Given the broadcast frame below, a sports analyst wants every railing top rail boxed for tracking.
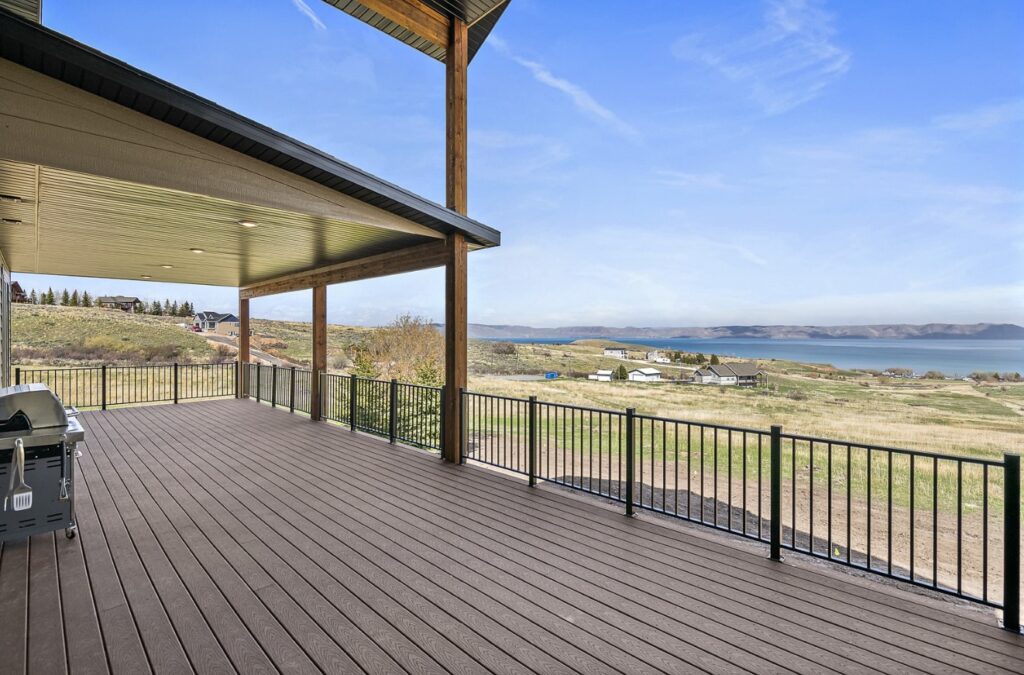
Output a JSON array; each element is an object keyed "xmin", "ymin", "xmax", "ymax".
[
  {"xmin": 633, "ymin": 412, "xmax": 765, "ymax": 436},
  {"xmin": 779, "ymin": 431, "xmax": 1006, "ymax": 467},
  {"xmin": 394, "ymin": 381, "xmax": 443, "ymax": 393}
]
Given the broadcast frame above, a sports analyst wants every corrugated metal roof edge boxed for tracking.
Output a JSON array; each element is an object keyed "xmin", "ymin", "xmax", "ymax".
[{"xmin": 0, "ymin": 8, "xmax": 500, "ymax": 247}]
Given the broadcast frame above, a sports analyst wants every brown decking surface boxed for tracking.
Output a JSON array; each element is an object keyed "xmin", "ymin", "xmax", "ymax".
[{"xmin": 1, "ymin": 400, "xmax": 1021, "ymax": 674}]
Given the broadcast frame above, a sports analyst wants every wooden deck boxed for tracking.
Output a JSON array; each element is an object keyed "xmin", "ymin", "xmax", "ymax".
[{"xmin": 1, "ymin": 400, "xmax": 1021, "ymax": 674}]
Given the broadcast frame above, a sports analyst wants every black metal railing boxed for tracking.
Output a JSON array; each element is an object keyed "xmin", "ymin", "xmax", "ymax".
[
  {"xmin": 317, "ymin": 373, "xmax": 441, "ymax": 452},
  {"xmin": 461, "ymin": 390, "xmax": 1021, "ymax": 627},
  {"xmin": 14, "ymin": 362, "xmax": 237, "ymax": 409},
  {"xmin": 13, "ymin": 360, "xmax": 1019, "ymax": 629}
]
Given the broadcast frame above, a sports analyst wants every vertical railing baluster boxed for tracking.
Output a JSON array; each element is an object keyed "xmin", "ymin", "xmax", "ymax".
[
  {"xmin": 349, "ymin": 374, "xmax": 357, "ymax": 430},
  {"xmin": 770, "ymin": 425, "xmax": 782, "ymax": 561},
  {"xmin": 101, "ymin": 364, "xmax": 107, "ymax": 411},
  {"xmin": 290, "ymin": 367, "xmax": 296, "ymax": 413},
  {"xmin": 1003, "ymin": 454, "xmax": 1020, "ymax": 633},
  {"xmin": 271, "ymin": 364, "xmax": 277, "ymax": 407},
  {"xmin": 625, "ymin": 408, "xmax": 635, "ymax": 516},
  {"xmin": 173, "ymin": 362, "xmax": 179, "ymax": 404},
  {"xmin": 389, "ymin": 379, "xmax": 398, "ymax": 444},
  {"xmin": 528, "ymin": 395, "xmax": 537, "ymax": 487}
]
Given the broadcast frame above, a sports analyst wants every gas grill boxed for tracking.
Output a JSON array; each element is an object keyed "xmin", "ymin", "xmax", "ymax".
[{"xmin": 0, "ymin": 383, "xmax": 84, "ymax": 543}]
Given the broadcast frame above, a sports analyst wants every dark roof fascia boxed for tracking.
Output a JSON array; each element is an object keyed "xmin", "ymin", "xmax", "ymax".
[{"xmin": 0, "ymin": 9, "xmax": 500, "ymax": 247}]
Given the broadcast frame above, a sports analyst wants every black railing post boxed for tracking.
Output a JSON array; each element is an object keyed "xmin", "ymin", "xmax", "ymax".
[
  {"xmin": 289, "ymin": 367, "xmax": 296, "ymax": 413},
  {"xmin": 271, "ymin": 364, "xmax": 278, "ymax": 408},
  {"xmin": 101, "ymin": 364, "xmax": 107, "ymax": 411},
  {"xmin": 458, "ymin": 387, "xmax": 466, "ymax": 464},
  {"xmin": 625, "ymin": 408, "xmax": 635, "ymax": 516},
  {"xmin": 439, "ymin": 385, "xmax": 447, "ymax": 457},
  {"xmin": 528, "ymin": 396, "xmax": 538, "ymax": 486},
  {"xmin": 770, "ymin": 425, "xmax": 783, "ymax": 561},
  {"xmin": 349, "ymin": 374, "xmax": 357, "ymax": 431},
  {"xmin": 389, "ymin": 379, "xmax": 398, "ymax": 444},
  {"xmin": 14, "ymin": 367, "xmax": 20, "ymax": 386},
  {"xmin": 173, "ymin": 362, "xmax": 179, "ymax": 404},
  {"xmin": 255, "ymin": 365, "xmax": 261, "ymax": 403},
  {"xmin": 234, "ymin": 360, "xmax": 240, "ymax": 398},
  {"xmin": 1003, "ymin": 453, "xmax": 1021, "ymax": 633}
]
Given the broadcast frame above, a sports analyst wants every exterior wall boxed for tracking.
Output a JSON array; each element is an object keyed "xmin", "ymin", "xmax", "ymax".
[
  {"xmin": 0, "ymin": 248, "xmax": 10, "ymax": 387},
  {"xmin": 629, "ymin": 372, "xmax": 661, "ymax": 382},
  {"xmin": 215, "ymin": 321, "xmax": 240, "ymax": 337}
]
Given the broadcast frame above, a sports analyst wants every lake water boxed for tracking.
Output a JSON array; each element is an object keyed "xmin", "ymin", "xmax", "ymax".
[{"xmin": 490, "ymin": 338, "xmax": 1024, "ymax": 376}]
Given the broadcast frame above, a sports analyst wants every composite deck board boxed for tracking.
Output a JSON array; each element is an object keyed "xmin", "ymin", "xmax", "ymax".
[{"xmin": 0, "ymin": 399, "xmax": 1017, "ymax": 674}]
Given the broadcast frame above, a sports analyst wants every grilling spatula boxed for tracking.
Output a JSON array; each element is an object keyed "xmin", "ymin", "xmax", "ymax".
[{"xmin": 5, "ymin": 438, "xmax": 32, "ymax": 512}]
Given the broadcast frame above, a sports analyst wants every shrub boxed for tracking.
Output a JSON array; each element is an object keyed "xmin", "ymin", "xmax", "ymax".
[{"xmin": 490, "ymin": 342, "xmax": 517, "ymax": 355}]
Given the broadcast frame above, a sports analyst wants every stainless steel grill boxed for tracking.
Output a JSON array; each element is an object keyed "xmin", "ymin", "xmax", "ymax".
[{"xmin": 0, "ymin": 383, "xmax": 84, "ymax": 542}]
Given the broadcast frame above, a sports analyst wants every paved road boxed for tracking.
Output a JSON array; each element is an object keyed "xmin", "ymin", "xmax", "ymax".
[{"xmin": 202, "ymin": 334, "xmax": 294, "ymax": 367}]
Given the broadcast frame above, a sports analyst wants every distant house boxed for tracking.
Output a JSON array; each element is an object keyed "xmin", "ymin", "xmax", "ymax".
[
  {"xmin": 603, "ymin": 347, "xmax": 628, "ymax": 359},
  {"xmin": 694, "ymin": 363, "xmax": 766, "ymax": 387},
  {"xmin": 10, "ymin": 281, "xmax": 27, "ymax": 303},
  {"xmin": 646, "ymin": 351, "xmax": 671, "ymax": 364},
  {"xmin": 193, "ymin": 311, "xmax": 241, "ymax": 335},
  {"xmin": 588, "ymin": 369, "xmax": 614, "ymax": 382},
  {"xmin": 693, "ymin": 368, "xmax": 713, "ymax": 384},
  {"xmin": 97, "ymin": 295, "xmax": 142, "ymax": 313},
  {"xmin": 628, "ymin": 367, "xmax": 662, "ymax": 382}
]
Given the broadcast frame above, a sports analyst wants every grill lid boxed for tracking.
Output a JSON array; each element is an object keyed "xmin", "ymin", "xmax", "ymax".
[{"xmin": 0, "ymin": 384, "xmax": 69, "ymax": 432}]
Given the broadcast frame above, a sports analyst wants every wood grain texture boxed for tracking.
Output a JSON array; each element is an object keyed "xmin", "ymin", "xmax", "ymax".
[
  {"xmin": 238, "ymin": 296, "xmax": 249, "ymax": 398},
  {"xmin": 310, "ymin": 286, "xmax": 327, "ymax": 421},
  {"xmin": 443, "ymin": 232, "xmax": 467, "ymax": 462},
  {"xmin": 356, "ymin": 0, "xmax": 450, "ymax": 49},
  {"xmin": 239, "ymin": 240, "xmax": 447, "ymax": 299},
  {"xmin": 8, "ymin": 399, "xmax": 1022, "ymax": 674},
  {"xmin": 445, "ymin": 17, "xmax": 469, "ymax": 214}
]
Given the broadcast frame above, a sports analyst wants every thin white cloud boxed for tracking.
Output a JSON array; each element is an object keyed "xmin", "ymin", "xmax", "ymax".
[
  {"xmin": 291, "ymin": 0, "xmax": 326, "ymax": 31},
  {"xmin": 673, "ymin": 0, "xmax": 850, "ymax": 114},
  {"xmin": 655, "ymin": 170, "xmax": 731, "ymax": 190},
  {"xmin": 489, "ymin": 36, "xmax": 639, "ymax": 140},
  {"xmin": 932, "ymin": 99, "xmax": 1024, "ymax": 132}
]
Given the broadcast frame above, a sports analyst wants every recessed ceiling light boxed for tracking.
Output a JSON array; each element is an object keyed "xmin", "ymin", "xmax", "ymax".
[
  {"xmin": 0, "ymin": 195, "xmax": 22, "ymax": 204},
  {"xmin": 0, "ymin": 218, "xmax": 23, "ymax": 225},
  {"xmin": 190, "ymin": 248, "xmax": 204, "ymax": 253},
  {"xmin": 161, "ymin": 264, "xmax": 173, "ymax": 269},
  {"xmin": 238, "ymin": 220, "xmax": 258, "ymax": 228},
  {"xmin": 140, "ymin": 275, "xmax": 152, "ymax": 279}
]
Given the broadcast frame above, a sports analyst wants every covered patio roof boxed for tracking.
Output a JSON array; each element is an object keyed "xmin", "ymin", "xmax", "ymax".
[{"xmin": 0, "ymin": 8, "xmax": 499, "ymax": 289}]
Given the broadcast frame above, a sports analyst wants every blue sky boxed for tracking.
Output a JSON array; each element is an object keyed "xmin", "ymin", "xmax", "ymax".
[{"xmin": 15, "ymin": 0, "xmax": 1024, "ymax": 327}]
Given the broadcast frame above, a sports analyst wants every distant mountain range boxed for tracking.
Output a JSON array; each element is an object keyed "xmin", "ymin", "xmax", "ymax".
[{"xmin": 466, "ymin": 323, "xmax": 1024, "ymax": 340}]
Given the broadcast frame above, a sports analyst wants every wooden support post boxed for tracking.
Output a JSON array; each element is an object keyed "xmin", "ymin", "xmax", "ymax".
[
  {"xmin": 442, "ymin": 16, "xmax": 469, "ymax": 463},
  {"xmin": 310, "ymin": 285, "xmax": 327, "ymax": 421},
  {"xmin": 238, "ymin": 295, "xmax": 250, "ymax": 398}
]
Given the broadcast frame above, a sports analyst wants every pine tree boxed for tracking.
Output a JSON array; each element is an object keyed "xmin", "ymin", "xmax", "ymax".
[
  {"xmin": 710, "ymin": 354, "xmax": 720, "ymax": 365},
  {"xmin": 28, "ymin": 289, "xmax": 38, "ymax": 304},
  {"xmin": 70, "ymin": 290, "xmax": 80, "ymax": 306},
  {"xmin": 81, "ymin": 291, "xmax": 92, "ymax": 307},
  {"xmin": 60, "ymin": 289, "xmax": 70, "ymax": 306},
  {"xmin": 164, "ymin": 299, "xmax": 172, "ymax": 315},
  {"xmin": 45, "ymin": 288, "xmax": 55, "ymax": 305},
  {"xmin": 170, "ymin": 301, "xmax": 179, "ymax": 316},
  {"xmin": 150, "ymin": 300, "xmax": 162, "ymax": 315},
  {"xmin": 615, "ymin": 364, "xmax": 628, "ymax": 380}
]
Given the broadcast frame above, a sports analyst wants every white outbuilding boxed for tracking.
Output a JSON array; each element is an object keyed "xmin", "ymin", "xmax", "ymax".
[
  {"xmin": 588, "ymin": 369, "xmax": 614, "ymax": 382},
  {"xmin": 628, "ymin": 367, "xmax": 662, "ymax": 382}
]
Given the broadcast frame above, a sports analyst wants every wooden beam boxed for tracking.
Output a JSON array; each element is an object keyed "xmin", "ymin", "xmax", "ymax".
[
  {"xmin": 442, "ymin": 17, "xmax": 469, "ymax": 462},
  {"xmin": 357, "ymin": 0, "xmax": 449, "ymax": 50},
  {"xmin": 310, "ymin": 286, "xmax": 327, "ymax": 421},
  {"xmin": 443, "ymin": 232, "xmax": 467, "ymax": 462},
  {"xmin": 445, "ymin": 17, "xmax": 469, "ymax": 213},
  {"xmin": 239, "ymin": 240, "xmax": 448, "ymax": 299},
  {"xmin": 238, "ymin": 295, "xmax": 250, "ymax": 398}
]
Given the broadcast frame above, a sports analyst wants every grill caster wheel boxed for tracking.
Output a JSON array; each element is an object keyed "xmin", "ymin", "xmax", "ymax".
[{"xmin": 65, "ymin": 528, "xmax": 77, "ymax": 539}]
